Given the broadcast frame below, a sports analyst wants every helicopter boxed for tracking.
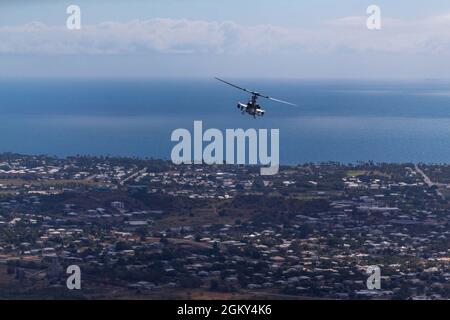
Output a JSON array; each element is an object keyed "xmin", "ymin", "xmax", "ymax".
[{"xmin": 215, "ymin": 77, "xmax": 297, "ymax": 118}]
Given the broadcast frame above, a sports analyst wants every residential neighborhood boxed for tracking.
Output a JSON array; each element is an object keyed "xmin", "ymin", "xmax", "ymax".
[{"xmin": 0, "ymin": 153, "xmax": 449, "ymax": 300}]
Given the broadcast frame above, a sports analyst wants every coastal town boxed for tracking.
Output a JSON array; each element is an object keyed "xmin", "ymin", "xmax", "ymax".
[{"xmin": 0, "ymin": 153, "xmax": 449, "ymax": 300}]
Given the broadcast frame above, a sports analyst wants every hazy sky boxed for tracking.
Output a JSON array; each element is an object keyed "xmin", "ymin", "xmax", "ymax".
[{"xmin": 2, "ymin": 0, "xmax": 450, "ymax": 79}]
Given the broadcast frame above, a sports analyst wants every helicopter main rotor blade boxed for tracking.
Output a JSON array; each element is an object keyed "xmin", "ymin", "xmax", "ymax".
[
  {"xmin": 257, "ymin": 93, "xmax": 297, "ymax": 106},
  {"xmin": 266, "ymin": 96, "xmax": 297, "ymax": 107},
  {"xmin": 215, "ymin": 77, "xmax": 297, "ymax": 106},
  {"xmin": 215, "ymin": 77, "xmax": 255, "ymax": 94}
]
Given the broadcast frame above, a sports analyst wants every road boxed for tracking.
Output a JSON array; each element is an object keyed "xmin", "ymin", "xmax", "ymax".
[
  {"xmin": 415, "ymin": 164, "xmax": 445, "ymax": 199},
  {"xmin": 120, "ymin": 167, "xmax": 148, "ymax": 185}
]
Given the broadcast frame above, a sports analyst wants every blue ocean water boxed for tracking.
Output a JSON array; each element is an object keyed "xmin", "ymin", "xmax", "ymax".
[{"xmin": 1, "ymin": 78, "xmax": 450, "ymax": 164}]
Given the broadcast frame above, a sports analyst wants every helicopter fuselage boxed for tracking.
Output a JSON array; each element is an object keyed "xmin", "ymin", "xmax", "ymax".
[{"xmin": 237, "ymin": 101, "xmax": 265, "ymax": 117}]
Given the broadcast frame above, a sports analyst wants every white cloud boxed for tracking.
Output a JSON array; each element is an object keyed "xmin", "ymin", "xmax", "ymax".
[
  {"xmin": 2, "ymin": 15, "xmax": 450, "ymax": 56},
  {"xmin": 0, "ymin": 19, "xmax": 295, "ymax": 55}
]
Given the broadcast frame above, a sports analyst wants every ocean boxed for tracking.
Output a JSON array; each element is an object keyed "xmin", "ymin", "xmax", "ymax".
[{"xmin": 1, "ymin": 78, "xmax": 450, "ymax": 164}]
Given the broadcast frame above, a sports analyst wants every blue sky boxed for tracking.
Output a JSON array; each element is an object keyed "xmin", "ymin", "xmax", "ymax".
[
  {"xmin": 2, "ymin": 0, "xmax": 450, "ymax": 79},
  {"xmin": 2, "ymin": 0, "xmax": 449, "ymax": 25}
]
